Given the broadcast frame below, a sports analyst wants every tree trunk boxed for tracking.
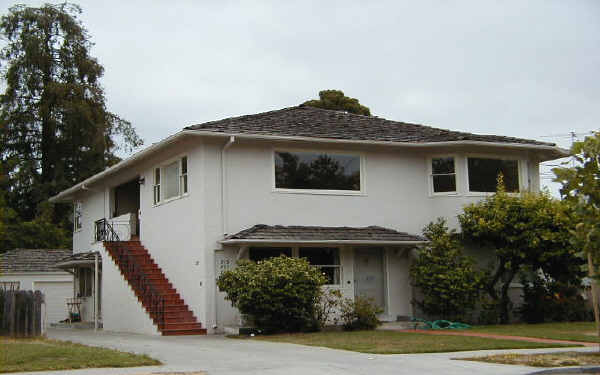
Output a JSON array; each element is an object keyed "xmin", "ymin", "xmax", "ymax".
[{"xmin": 587, "ymin": 251, "xmax": 600, "ymax": 351}]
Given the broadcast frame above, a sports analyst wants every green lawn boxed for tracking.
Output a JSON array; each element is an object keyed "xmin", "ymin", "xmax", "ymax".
[
  {"xmin": 470, "ymin": 322, "xmax": 600, "ymax": 343},
  {"xmin": 0, "ymin": 338, "xmax": 161, "ymax": 373},
  {"xmin": 242, "ymin": 330, "xmax": 576, "ymax": 354}
]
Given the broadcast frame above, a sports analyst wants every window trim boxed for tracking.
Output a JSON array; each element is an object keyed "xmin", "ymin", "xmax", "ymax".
[
  {"xmin": 152, "ymin": 155, "xmax": 190, "ymax": 207},
  {"xmin": 271, "ymin": 147, "xmax": 367, "ymax": 196},
  {"xmin": 74, "ymin": 201, "xmax": 83, "ymax": 232},
  {"xmin": 464, "ymin": 154, "xmax": 525, "ymax": 196},
  {"xmin": 427, "ymin": 155, "xmax": 459, "ymax": 196}
]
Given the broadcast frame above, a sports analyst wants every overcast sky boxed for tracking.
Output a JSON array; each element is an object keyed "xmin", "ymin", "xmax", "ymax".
[{"xmin": 1, "ymin": 0, "xmax": 599, "ymax": 194}]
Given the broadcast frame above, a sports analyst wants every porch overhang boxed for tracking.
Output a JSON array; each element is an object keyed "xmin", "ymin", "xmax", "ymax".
[
  {"xmin": 220, "ymin": 224, "xmax": 428, "ymax": 246},
  {"xmin": 55, "ymin": 252, "xmax": 102, "ymax": 269}
]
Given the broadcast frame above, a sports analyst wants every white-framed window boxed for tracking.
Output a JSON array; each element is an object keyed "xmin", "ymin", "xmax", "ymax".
[
  {"xmin": 430, "ymin": 156, "xmax": 457, "ymax": 194},
  {"xmin": 74, "ymin": 201, "xmax": 83, "ymax": 231},
  {"xmin": 467, "ymin": 157, "xmax": 520, "ymax": 193},
  {"xmin": 153, "ymin": 156, "xmax": 188, "ymax": 205},
  {"xmin": 0, "ymin": 281, "xmax": 20, "ymax": 291},
  {"xmin": 273, "ymin": 149, "xmax": 364, "ymax": 195},
  {"xmin": 247, "ymin": 246, "xmax": 342, "ymax": 285}
]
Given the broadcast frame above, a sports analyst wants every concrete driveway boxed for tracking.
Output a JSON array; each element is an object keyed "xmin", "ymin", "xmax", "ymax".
[{"xmin": 27, "ymin": 328, "xmax": 593, "ymax": 375}]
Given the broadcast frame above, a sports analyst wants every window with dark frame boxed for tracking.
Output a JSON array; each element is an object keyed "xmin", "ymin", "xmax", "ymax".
[
  {"xmin": 78, "ymin": 268, "xmax": 92, "ymax": 297},
  {"xmin": 249, "ymin": 247, "xmax": 292, "ymax": 262},
  {"xmin": 275, "ymin": 151, "xmax": 361, "ymax": 191},
  {"xmin": 153, "ymin": 168, "xmax": 161, "ymax": 205},
  {"xmin": 467, "ymin": 158, "xmax": 519, "ymax": 192},
  {"xmin": 431, "ymin": 157, "xmax": 456, "ymax": 193},
  {"xmin": 299, "ymin": 247, "xmax": 341, "ymax": 285}
]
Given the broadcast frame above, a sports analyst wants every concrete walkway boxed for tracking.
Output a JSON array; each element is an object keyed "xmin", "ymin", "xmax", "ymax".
[{"xmin": 16, "ymin": 328, "xmax": 591, "ymax": 375}]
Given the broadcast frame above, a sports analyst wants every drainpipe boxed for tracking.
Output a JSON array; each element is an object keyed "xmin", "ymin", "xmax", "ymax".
[
  {"xmin": 94, "ymin": 253, "xmax": 99, "ymax": 332},
  {"xmin": 221, "ymin": 136, "xmax": 235, "ymax": 237}
]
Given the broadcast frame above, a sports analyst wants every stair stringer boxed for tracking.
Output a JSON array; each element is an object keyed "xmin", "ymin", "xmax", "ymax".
[{"xmin": 101, "ymin": 248, "xmax": 160, "ymax": 335}]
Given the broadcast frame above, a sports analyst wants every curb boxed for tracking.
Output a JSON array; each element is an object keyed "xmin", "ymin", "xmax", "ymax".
[{"xmin": 529, "ymin": 367, "xmax": 600, "ymax": 374}]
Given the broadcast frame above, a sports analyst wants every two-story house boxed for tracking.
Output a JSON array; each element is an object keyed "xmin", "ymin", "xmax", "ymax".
[{"xmin": 50, "ymin": 105, "xmax": 566, "ymax": 335}]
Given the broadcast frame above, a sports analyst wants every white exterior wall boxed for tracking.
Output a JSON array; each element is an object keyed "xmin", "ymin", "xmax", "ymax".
[
  {"xmin": 72, "ymin": 135, "xmax": 545, "ymax": 333},
  {"xmin": 101, "ymin": 246, "xmax": 159, "ymax": 335}
]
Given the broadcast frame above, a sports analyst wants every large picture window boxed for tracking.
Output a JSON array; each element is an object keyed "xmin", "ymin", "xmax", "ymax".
[
  {"xmin": 430, "ymin": 157, "xmax": 456, "ymax": 193},
  {"xmin": 153, "ymin": 156, "xmax": 188, "ymax": 205},
  {"xmin": 275, "ymin": 150, "xmax": 361, "ymax": 192},
  {"xmin": 467, "ymin": 158, "xmax": 519, "ymax": 193},
  {"xmin": 249, "ymin": 247, "xmax": 292, "ymax": 262}
]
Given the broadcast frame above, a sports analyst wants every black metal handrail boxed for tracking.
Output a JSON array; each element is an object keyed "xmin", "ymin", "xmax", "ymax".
[{"xmin": 95, "ymin": 218, "xmax": 165, "ymax": 327}]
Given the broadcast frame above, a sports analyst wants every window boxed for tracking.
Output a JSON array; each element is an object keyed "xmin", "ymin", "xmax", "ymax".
[
  {"xmin": 299, "ymin": 247, "xmax": 341, "ymax": 285},
  {"xmin": 0, "ymin": 281, "xmax": 20, "ymax": 291},
  {"xmin": 275, "ymin": 150, "xmax": 361, "ymax": 192},
  {"xmin": 78, "ymin": 268, "xmax": 92, "ymax": 297},
  {"xmin": 467, "ymin": 158, "xmax": 520, "ymax": 193},
  {"xmin": 430, "ymin": 157, "xmax": 456, "ymax": 193},
  {"xmin": 74, "ymin": 201, "xmax": 82, "ymax": 231},
  {"xmin": 153, "ymin": 156, "xmax": 188, "ymax": 205},
  {"xmin": 249, "ymin": 247, "xmax": 292, "ymax": 262}
]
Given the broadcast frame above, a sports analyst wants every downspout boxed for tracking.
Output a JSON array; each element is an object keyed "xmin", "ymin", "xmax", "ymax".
[
  {"xmin": 214, "ymin": 136, "xmax": 235, "ymax": 333},
  {"xmin": 221, "ymin": 136, "xmax": 236, "ymax": 236},
  {"xmin": 94, "ymin": 253, "xmax": 99, "ymax": 332}
]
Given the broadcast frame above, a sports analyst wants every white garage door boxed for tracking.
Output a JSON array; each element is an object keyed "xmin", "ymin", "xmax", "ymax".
[{"xmin": 34, "ymin": 281, "xmax": 73, "ymax": 324}]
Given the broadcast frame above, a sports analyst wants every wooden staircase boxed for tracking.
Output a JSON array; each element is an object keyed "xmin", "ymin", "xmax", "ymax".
[{"xmin": 104, "ymin": 241, "xmax": 206, "ymax": 336}]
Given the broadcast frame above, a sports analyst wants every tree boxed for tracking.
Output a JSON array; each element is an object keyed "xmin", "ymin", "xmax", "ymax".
[
  {"xmin": 553, "ymin": 131, "xmax": 600, "ymax": 336},
  {"xmin": 458, "ymin": 181, "xmax": 584, "ymax": 323},
  {"xmin": 0, "ymin": 3, "xmax": 142, "ymax": 227},
  {"xmin": 302, "ymin": 89, "xmax": 371, "ymax": 116},
  {"xmin": 410, "ymin": 219, "xmax": 484, "ymax": 322}
]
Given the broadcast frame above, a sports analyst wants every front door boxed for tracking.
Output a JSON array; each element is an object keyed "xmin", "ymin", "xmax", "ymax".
[{"xmin": 353, "ymin": 247, "xmax": 385, "ymax": 309}]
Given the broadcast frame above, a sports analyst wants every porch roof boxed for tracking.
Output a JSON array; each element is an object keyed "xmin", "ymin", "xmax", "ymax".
[
  {"xmin": 55, "ymin": 252, "xmax": 102, "ymax": 269},
  {"xmin": 221, "ymin": 224, "xmax": 427, "ymax": 245}
]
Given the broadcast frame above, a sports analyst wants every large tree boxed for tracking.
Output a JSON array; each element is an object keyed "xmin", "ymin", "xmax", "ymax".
[
  {"xmin": 553, "ymin": 131, "xmax": 600, "ymax": 336},
  {"xmin": 302, "ymin": 89, "xmax": 371, "ymax": 116},
  {"xmin": 458, "ymin": 181, "xmax": 584, "ymax": 323},
  {"xmin": 0, "ymin": 3, "xmax": 142, "ymax": 228}
]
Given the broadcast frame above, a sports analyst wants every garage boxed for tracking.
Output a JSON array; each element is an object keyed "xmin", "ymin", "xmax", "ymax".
[{"xmin": 34, "ymin": 281, "xmax": 73, "ymax": 323}]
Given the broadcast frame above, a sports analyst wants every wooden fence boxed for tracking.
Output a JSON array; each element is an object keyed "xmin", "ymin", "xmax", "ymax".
[{"xmin": 0, "ymin": 290, "xmax": 44, "ymax": 337}]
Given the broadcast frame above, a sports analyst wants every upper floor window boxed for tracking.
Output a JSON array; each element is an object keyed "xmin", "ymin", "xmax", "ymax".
[
  {"xmin": 74, "ymin": 201, "xmax": 83, "ymax": 231},
  {"xmin": 274, "ymin": 150, "xmax": 361, "ymax": 192},
  {"xmin": 467, "ymin": 157, "xmax": 519, "ymax": 193},
  {"xmin": 430, "ymin": 157, "xmax": 456, "ymax": 193},
  {"xmin": 153, "ymin": 156, "xmax": 188, "ymax": 205}
]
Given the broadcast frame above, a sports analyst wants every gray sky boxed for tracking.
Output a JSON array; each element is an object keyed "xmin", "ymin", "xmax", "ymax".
[{"xmin": 2, "ymin": 0, "xmax": 599, "ymax": 194}]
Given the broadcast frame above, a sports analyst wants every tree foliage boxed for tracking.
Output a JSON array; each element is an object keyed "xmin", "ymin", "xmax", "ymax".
[
  {"xmin": 302, "ymin": 89, "xmax": 371, "ymax": 116},
  {"xmin": 553, "ymin": 131, "xmax": 600, "ymax": 265},
  {"xmin": 410, "ymin": 219, "xmax": 484, "ymax": 321},
  {"xmin": 0, "ymin": 3, "xmax": 142, "ymax": 230},
  {"xmin": 458, "ymin": 181, "xmax": 583, "ymax": 323},
  {"xmin": 216, "ymin": 256, "xmax": 326, "ymax": 333}
]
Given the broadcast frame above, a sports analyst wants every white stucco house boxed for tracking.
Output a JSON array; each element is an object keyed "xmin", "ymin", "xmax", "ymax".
[
  {"xmin": 49, "ymin": 105, "xmax": 567, "ymax": 335},
  {"xmin": 0, "ymin": 248, "xmax": 73, "ymax": 324}
]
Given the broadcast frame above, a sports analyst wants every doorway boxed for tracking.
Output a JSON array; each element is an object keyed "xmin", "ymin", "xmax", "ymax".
[{"xmin": 353, "ymin": 247, "xmax": 385, "ymax": 309}]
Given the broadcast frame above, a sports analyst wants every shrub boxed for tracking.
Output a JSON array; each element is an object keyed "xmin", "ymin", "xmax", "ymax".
[
  {"xmin": 314, "ymin": 288, "xmax": 343, "ymax": 329},
  {"xmin": 216, "ymin": 256, "xmax": 326, "ymax": 333},
  {"xmin": 410, "ymin": 219, "xmax": 484, "ymax": 322},
  {"xmin": 340, "ymin": 296, "xmax": 382, "ymax": 330},
  {"xmin": 519, "ymin": 273, "xmax": 590, "ymax": 323}
]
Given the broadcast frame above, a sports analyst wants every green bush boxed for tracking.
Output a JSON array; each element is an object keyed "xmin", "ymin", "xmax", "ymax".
[
  {"xmin": 216, "ymin": 256, "xmax": 326, "ymax": 333},
  {"xmin": 340, "ymin": 296, "xmax": 382, "ymax": 330},
  {"xmin": 519, "ymin": 273, "xmax": 590, "ymax": 323},
  {"xmin": 410, "ymin": 219, "xmax": 484, "ymax": 322}
]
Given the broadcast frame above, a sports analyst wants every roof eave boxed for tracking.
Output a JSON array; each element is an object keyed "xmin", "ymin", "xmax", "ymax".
[{"xmin": 220, "ymin": 239, "xmax": 427, "ymax": 245}]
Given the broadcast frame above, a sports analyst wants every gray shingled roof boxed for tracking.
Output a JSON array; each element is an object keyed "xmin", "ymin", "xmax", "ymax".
[
  {"xmin": 222, "ymin": 224, "xmax": 426, "ymax": 244},
  {"xmin": 186, "ymin": 106, "xmax": 554, "ymax": 146},
  {"xmin": 55, "ymin": 252, "xmax": 101, "ymax": 268},
  {"xmin": 0, "ymin": 248, "xmax": 72, "ymax": 273}
]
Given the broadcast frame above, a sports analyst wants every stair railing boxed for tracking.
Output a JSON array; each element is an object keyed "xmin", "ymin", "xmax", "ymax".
[{"xmin": 95, "ymin": 218, "xmax": 165, "ymax": 328}]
